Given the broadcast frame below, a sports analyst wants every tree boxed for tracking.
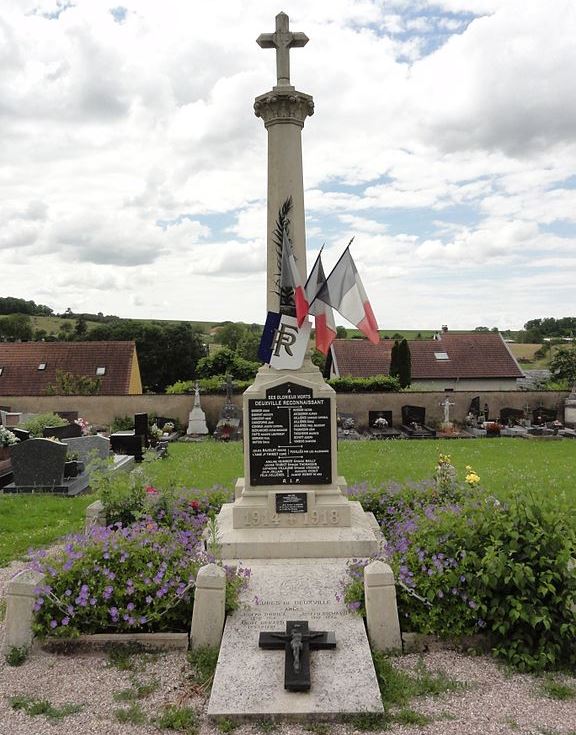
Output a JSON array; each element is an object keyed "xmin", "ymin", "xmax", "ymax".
[
  {"xmin": 549, "ymin": 347, "xmax": 576, "ymax": 385},
  {"xmin": 236, "ymin": 331, "xmax": 262, "ymax": 362},
  {"xmin": 0, "ymin": 296, "xmax": 52, "ymax": 315},
  {"xmin": 389, "ymin": 340, "xmax": 400, "ymax": 379},
  {"xmin": 0, "ymin": 314, "xmax": 33, "ymax": 341},
  {"xmin": 46, "ymin": 370, "xmax": 102, "ymax": 395},
  {"xmin": 74, "ymin": 317, "xmax": 88, "ymax": 338},
  {"xmin": 217, "ymin": 322, "xmax": 248, "ymax": 351},
  {"xmin": 86, "ymin": 321, "xmax": 207, "ymax": 392},
  {"xmin": 195, "ymin": 347, "xmax": 259, "ymax": 380},
  {"xmin": 398, "ymin": 338, "xmax": 412, "ymax": 388},
  {"xmin": 336, "ymin": 326, "xmax": 347, "ymax": 339}
]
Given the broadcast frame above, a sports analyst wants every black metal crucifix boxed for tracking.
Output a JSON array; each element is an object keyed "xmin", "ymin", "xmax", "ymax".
[{"xmin": 258, "ymin": 620, "xmax": 336, "ymax": 692}]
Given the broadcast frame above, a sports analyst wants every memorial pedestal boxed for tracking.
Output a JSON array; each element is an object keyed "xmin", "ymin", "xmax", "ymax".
[{"xmin": 214, "ymin": 363, "xmax": 380, "ymax": 559}]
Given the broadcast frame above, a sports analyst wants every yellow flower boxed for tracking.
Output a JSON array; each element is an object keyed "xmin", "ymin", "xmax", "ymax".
[{"xmin": 465, "ymin": 471, "xmax": 480, "ymax": 486}]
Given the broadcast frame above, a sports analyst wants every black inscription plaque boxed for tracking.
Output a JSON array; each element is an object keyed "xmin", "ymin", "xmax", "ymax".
[
  {"xmin": 276, "ymin": 492, "xmax": 308, "ymax": 514},
  {"xmin": 249, "ymin": 382, "xmax": 332, "ymax": 486}
]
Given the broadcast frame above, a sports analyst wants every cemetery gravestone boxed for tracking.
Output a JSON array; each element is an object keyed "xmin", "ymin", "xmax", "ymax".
[
  {"xmin": 134, "ymin": 413, "xmax": 149, "ymax": 442},
  {"xmin": 401, "ymin": 405, "xmax": 436, "ymax": 438},
  {"xmin": 564, "ymin": 386, "xmax": 576, "ymax": 427},
  {"xmin": 532, "ymin": 407, "xmax": 557, "ymax": 425},
  {"xmin": 213, "ymin": 378, "xmax": 242, "ymax": 441},
  {"xmin": 110, "ymin": 433, "xmax": 144, "ymax": 462},
  {"xmin": 10, "ymin": 438, "xmax": 67, "ymax": 488},
  {"xmin": 12, "ymin": 428, "xmax": 30, "ymax": 442},
  {"xmin": 56, "ymin": 411, "xmax": 79, "ymax": 423},
  {"xmin": 187, "ymin": 382, "xmax": 209, "ymax": 436},
  {"xmin": 42, "ymin": 423, "xmax": 82, "ymax": 440},
  {"xmin": 368, "ymin": 410, "xmax": 402, "ymax": 439}
]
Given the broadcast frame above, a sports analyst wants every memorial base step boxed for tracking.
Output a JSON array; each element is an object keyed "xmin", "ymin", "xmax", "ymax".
[{"xmin": 213, "ymin": 501, "xmax": 381, "ymax": 559}]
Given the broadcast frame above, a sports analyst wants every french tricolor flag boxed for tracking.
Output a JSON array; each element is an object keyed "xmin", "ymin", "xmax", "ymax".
[
  {"xmin": 305, "ymin": 249, "xmax": 337, "ymax": 355},
  {"xmin": 311, "ymin": 244, "xmax": 379, "ymax": 345},
  {"xmin": 280, "ymin": 228, "xmax": 309, "ymax": 327}
]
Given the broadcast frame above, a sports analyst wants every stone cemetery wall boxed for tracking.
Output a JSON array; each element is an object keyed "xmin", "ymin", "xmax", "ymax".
[{"xmin": 0, "ymin": 390, "xmax": 568, "ymax": 432}]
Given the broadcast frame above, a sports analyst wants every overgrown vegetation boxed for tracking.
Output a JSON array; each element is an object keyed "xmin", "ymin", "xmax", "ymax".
[
  {"xmin": 345, "ymin": 456, "xmax": 576, "ymax": 672},
  {"xmin": 187, "ymin": 646, "xmax": 219, "ymax": 694},
  {"xmin": 10, "ymin": 694, "xmax": 83, "ymax": 722},
  {"xmin": 153, "ymin": 704, "xmax": 199, "ymax": 733},
  {"xmin": 5, "ymin": 645, "xmax": 28, "ymax": 666}
]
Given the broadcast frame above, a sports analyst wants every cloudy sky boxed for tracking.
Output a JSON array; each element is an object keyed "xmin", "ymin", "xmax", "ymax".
[{"xmin": 2, "ymin": 0, "xmax": 575, "ymax": 330}]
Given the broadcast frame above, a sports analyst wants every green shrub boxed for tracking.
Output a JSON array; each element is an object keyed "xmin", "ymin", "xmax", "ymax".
[
  {"xmin": 475, "ymin": 496, "xmax": 576, "ymax": 672},
  {"xmin": 110, "ymin": 415, "xmax": 134, "ymax": 433},
  {"xmin": 22, "ymin": 412, "xmax": 68, "ymax": 438},
  {"xmin": 328, "ymin": 375, "xmax": 401, "ymax": 392},
  {"xmin": 98, "ymin": 470, "xmax": 147, "ymax": 527},
  {"xmin": 5, "ymin": 645, "xmax": 28, "ymax": 666},
  {"xmin": 166, "ymin": 377, "xmax": 252, "ymax": 395}
]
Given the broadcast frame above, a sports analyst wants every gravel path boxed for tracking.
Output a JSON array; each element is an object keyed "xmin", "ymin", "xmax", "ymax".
[{"xmin": 1, "ymin": 560, "xmax": 575, "ymax": 735}]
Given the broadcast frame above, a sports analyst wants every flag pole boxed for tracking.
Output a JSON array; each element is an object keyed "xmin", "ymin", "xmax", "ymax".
[{"xmin": 308, "ymin": 236, "xmax": 354, "ymax": 309}]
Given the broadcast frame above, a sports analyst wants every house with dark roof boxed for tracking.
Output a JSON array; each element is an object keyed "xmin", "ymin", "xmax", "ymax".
[
  {"xmin": 0, "ymin": 341, "xmax": 142, "ymax": 395},
  {"xmin": 328, "ymin": 332, "xmax": 525, "ymax": 390}
]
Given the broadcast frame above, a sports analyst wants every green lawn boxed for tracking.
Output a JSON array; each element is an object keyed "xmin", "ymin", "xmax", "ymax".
[
  {"xmin": 1, "ymin": 438, "xmax": 574, "ymax": 567},
  {"xmin": 0, "ymin": 494, "xmax": 95, "ymax": 567},
  {"xmin": 145, "ymin": 439, "xmax": 575, "ymax": 508}
]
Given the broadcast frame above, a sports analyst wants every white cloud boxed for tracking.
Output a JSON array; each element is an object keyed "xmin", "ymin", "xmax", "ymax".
[{"xmin": 0, "ymin": 0, "xmax": 574, "ymax": 329}]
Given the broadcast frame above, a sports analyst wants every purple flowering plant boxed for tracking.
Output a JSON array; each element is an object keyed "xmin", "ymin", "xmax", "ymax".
[
  {"xmin": 30, "ymin": 499, "xmax": 249, "ymax": 638},
  {"xmin": 343, "ymin": 456, "xmax": 488, "ymax": 636}
]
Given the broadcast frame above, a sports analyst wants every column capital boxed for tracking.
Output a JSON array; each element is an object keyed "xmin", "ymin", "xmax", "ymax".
[{"xmin": 254, "ymin": 89, "xmax": 314, "ymax": 129}]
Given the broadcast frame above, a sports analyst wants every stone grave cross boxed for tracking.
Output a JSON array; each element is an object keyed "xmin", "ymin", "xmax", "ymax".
[
  {"xmin": 257, "ymin": 11, "xmax": 309, "ymax": 88},
  {"xmin": 440, "ymin": 396, "xmax": 455, "ymax": 424},
  {"xmin": 259, "ymin": 620, "xmax": 336, "ymax": 691}
]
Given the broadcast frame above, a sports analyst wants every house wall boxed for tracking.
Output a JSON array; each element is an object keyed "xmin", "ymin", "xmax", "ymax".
[
  {"xmin": 0, "ymin": 391, "xmax": 568, "ymax": 432},
  {"xmin": 129, "ymin": 349, "xmax": 143, "ymax": 394},
  {"xmin": 410, "ymin": 378, "xmax": 521, "ymax": 391}
]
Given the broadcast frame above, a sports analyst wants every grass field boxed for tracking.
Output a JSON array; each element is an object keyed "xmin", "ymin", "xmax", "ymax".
[{"xmin": 1, "ymin": 438, "xmax": 574, "ymax": 566}]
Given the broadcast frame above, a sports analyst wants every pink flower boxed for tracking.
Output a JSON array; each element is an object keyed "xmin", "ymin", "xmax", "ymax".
[{"xmin": 145, "ymin": 486, "xmax": 159, "ymax": 495}]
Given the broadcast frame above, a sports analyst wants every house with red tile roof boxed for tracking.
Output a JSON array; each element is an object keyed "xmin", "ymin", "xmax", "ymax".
[
  {"xmin": 328, "ymin": 332, "xmax": 525, "ymax": 390},
  {"xmin": 0, "ymin": 341, "xmax": 142, "ymax": 395}
]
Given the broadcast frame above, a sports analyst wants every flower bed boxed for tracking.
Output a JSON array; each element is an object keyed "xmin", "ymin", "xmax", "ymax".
[
  {"xmin": 29, "ymin": 482, "xmax": 247, "ymax": 639},
  {"xmin": 346, "ymin": 455, "xmax": 576, "ymax": 672}
]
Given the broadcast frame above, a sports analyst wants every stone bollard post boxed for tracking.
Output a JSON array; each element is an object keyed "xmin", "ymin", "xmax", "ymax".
[
  {"xmin": 190, "ymin": 563, "xmax": 226, "ymax": 651},
  {"xmin": 85, "ymin": 500, "xmax": 106, "ymax": 532},
  {"xmin": 364, "ymin": 560, "xmax": 402, "ymax": 652},
  {"xmin": 2, "ymin": 569, "xmax": 45, "ymax": 654}
]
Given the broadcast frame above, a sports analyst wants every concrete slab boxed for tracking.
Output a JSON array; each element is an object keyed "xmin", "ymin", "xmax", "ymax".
[{"xmin": 208, "ymin": 558, "xmax": 383, "ymax": 720}]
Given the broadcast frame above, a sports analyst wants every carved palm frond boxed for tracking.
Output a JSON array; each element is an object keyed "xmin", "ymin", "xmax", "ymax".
[{"xmin": 272, "ymin": 196, "xmax": 296, "ymax": 316}]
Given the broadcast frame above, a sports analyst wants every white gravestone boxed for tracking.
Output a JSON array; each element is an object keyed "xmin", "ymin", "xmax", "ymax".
[{"xmin": 187, "ymin": 382, "xmax": 208, "ymax": 435}]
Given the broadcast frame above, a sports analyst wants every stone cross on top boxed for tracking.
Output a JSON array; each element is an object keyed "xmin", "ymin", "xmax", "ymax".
[{"xmin": 257, "ymin": 11, "xmax": 308, "ymax": 87}]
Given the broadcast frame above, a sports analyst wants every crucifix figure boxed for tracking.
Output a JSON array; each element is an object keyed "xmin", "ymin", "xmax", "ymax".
[
  {"xmin": 257, "ymin": 12, "xmax": 309, "ymax": 87},
  {"xmin": 440, "ymin": 396, "xmax": 455, "ymax": 424},
  {"xmin": 259, "ymin": 620, "xmax": 336, "ymax": 691}
]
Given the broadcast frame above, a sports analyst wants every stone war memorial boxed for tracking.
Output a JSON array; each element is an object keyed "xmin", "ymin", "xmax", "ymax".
[{"xmin": 207, "ymin": 12, "xmax": 397, "ymax": 720}]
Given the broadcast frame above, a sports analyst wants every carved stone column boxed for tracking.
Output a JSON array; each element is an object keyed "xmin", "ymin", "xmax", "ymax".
[{"xmin": 255, "ymin": 88, "xmax": 314, "ymax": 313}]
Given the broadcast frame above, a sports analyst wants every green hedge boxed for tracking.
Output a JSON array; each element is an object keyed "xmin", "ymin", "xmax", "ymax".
[{"xmin": 328, "ymin": 375, "xmax": 401, "ymax": 392}]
